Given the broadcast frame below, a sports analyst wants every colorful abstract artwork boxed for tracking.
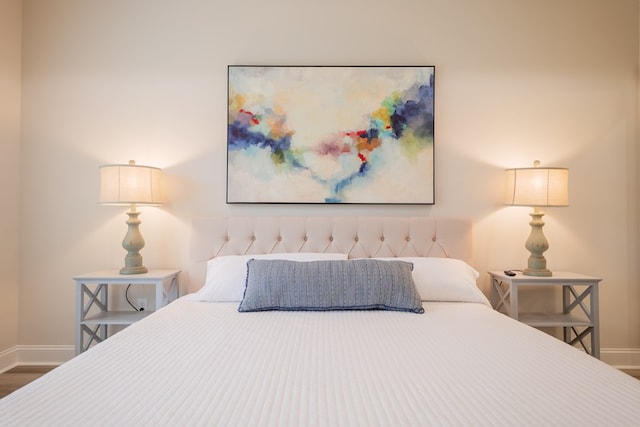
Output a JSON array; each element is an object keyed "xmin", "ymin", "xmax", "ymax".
[{"xmin": 227, "ymin": 66, "xmax": 435, "ymax": 204}]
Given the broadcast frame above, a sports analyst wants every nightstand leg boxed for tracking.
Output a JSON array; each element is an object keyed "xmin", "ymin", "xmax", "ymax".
[
  {"xmin": 510, "ymin": 283, "xmax": 518, "ymax": 321},
  {"xmin": 562, "ymin": 286, "xmax": 570, "ymax": 346},
  {"xmin": 592, "ymin": 283, "xmax": 600, "ymax": 359},
  {"xmin": 156, "ymin": 280, "xmax": 163, "ymax": 311},
  {"xmin": 75, "ymin": 283, "xmax": 82, "ymax": 355}
]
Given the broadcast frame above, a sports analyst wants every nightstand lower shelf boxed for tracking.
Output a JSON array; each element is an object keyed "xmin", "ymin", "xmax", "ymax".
[
  {"xmin": 81, "ymin": 311, "xmax": 152, "ymax": 325},
  {"xmin": 518, "ymin": 313, "xmax": 592, "ymax": 328}
]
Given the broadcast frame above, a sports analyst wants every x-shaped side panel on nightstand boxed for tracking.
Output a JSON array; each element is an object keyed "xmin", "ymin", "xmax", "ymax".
[
  {"xmin": 491, "ymin": 278, "xmax": 513, "ymax": 317},
  {"xmin": 81, "ymin": 283, "xmax": 107, "ymax": 318}
]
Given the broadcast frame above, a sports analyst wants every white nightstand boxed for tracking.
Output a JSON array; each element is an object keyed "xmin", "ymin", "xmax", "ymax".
[
  {"xmin": 488, "ymin": 271, "xmax": 602, "ymax": 358},
  {"xmin": 74, "ymin": 269, "xmax": 180, "ymax": 354}
]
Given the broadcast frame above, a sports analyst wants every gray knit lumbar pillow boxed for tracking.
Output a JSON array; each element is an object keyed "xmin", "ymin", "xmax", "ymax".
[{"xmin": 238, "ymin": 258, "xmax": 424, "ymax": 314}]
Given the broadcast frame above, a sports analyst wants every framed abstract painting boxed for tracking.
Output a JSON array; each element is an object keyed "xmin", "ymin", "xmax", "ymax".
[{"xmin": 227, "ymin": 66, "xmax": 435, "ymax": 204}]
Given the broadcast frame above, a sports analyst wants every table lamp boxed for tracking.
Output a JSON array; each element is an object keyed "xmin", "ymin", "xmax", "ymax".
[
  {"xmin": 99, "ymin": 160, "xmax": 163, "ymax": 274},
  {"xmin": 504, "ymin": 160, "xmax": 569, "ymax": 276}
]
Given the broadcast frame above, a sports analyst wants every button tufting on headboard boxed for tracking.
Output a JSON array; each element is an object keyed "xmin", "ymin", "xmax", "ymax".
[{"xmin": 188, "ymin": 217, "xmax": 473, "ymax": 293}]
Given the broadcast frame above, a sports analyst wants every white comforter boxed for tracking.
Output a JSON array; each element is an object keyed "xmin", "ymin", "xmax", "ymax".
[{"xmin": 2, "ymin": 298, "xmax": 639, "ymax": 426}]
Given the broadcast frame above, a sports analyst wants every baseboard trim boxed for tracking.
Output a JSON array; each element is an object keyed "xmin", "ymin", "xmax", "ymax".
[
  {"xmin": 16, "ymin": 345, "xmax": 75, "ymax": 365},
  {"xmin": 1, "ymin": 345, "xmax": 639, "ymax": 373},
  {"xmin": 0, "ymin": 346, "xmax": 18, "ymax": 374},
  {"xmin": 0, "ymin": 345, "xmax": 74, "ymax": 373},
  {"xmin": 600, "ymin": 348, "xmax": 640, "ymax": 369}
]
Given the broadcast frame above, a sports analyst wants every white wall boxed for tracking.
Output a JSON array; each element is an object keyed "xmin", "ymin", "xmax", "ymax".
[
  {"xmin": 0, "ymin": 0, "xmax": 21, "ymax": 362},
  {"xmin": 16, "ymin": 0, "xmax": 640, "ymax": 364}
]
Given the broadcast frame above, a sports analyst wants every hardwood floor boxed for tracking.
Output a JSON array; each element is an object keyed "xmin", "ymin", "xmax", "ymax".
[
  {"xmin": 622, "ymin": 369, "xmax": 640, "ymax": 380},
  {"xmin": 1, "ymin": 366, "xmax": 639, "ymax": 400},
  {"xmin": 0, "ymin": 366, "xmax": 56, "ymax": 399}
]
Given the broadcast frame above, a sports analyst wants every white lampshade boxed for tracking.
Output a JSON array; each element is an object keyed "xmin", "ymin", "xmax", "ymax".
[
  {"xmin": 99, "ymin": 161, "xmax": 163, "ymax": 206},
  {"xmin": 505, "ymin": 164, "xmax": 569, "ymax": 207}
]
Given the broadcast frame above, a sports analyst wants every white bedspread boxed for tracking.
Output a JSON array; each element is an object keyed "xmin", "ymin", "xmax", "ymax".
[{"xmin": 2, "ymin": 298, "xmax": 640, "ymax": 426}]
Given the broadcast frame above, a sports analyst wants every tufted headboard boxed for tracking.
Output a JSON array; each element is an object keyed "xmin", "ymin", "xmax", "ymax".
[
  {"xmin": 189, "ymin": 216, "xmax": 472, "ymax": 292},
  {"xmin": 187, "ymin": 217, "xmax": 472, "ymax": 293}
]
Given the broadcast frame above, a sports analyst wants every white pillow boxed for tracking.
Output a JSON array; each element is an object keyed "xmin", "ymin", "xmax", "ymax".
[
  {"xmin": 375, "ymin": 257, "xmax": 490, "ymax": 305},
  {"xmin": 188, "ymin": 252, "xmax": 349, "ymax": 302}
]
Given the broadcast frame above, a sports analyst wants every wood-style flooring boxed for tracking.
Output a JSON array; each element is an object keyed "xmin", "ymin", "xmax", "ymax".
[
  {"xmin": 623, "ymin": 369, "xmax": 640, "ymax": 380},
  {"xmin": 1, "ymin": 366, "xmax": 639, "ymax": 400},
  {"xmin": 0, "ymin": 366, "xmax": 55, "ymax": 399}
]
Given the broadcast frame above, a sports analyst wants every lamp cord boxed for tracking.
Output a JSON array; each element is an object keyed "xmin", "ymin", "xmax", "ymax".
[{"xmin": 125, "ymin": 284, "xmax": 142, "ymax": 311}]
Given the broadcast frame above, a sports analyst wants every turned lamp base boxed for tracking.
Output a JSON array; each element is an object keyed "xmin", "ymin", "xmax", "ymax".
[
  {"xmin": 119, "ymin": 208, "xmax": 148, "ymax": 275},
  {"xmin": 523, "ymin": 208, "xmax": 552, "ymax": 277}
]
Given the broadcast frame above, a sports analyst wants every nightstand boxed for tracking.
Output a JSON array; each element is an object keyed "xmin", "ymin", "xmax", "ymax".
[
  {"xmin": 73, "ymin": 269, "xmax": 180, "ymax": 354},
  {"xmin": 489, "ymin": 271, "xmax": 602, "ymax": 358}
]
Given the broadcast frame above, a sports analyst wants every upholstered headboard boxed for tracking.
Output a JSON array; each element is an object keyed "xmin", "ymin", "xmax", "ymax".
[{"xmin": 187, "ymin": 217, "xmax": 472, "ymax": 293}]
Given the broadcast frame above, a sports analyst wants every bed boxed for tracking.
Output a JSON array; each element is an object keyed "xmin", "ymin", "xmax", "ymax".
[{"xmin": 1, "ymin": 216, "xmax": 639, "ymax": 426}]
